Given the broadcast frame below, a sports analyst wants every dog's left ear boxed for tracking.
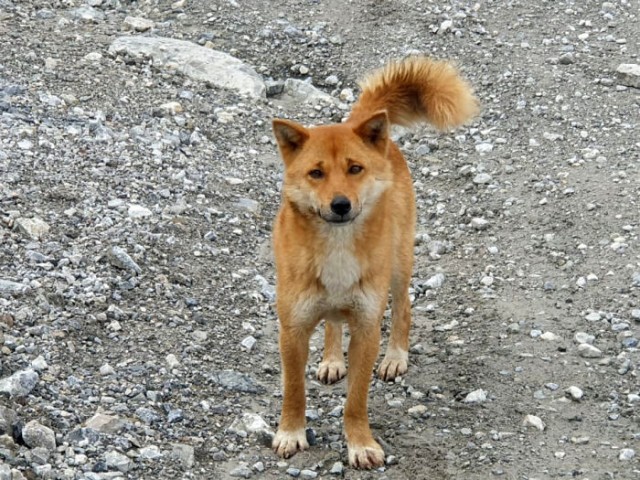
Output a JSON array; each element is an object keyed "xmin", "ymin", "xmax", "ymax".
[
  {"xmin": 273, "ymin": 119, "xmax": 309, "ymax": 164},
  {"xmin": 354, "ymin": 110, "xmax": 389, "ymax": 151}
]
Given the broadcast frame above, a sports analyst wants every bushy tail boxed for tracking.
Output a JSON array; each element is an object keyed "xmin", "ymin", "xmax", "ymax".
[{"xmin": 349, "ymin": 56, "xmax": 479, "ymax": 130}]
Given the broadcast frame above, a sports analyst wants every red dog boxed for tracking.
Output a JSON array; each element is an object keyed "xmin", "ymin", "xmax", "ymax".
[{"xmin": 271, "ymin": 56, "xmax": 478, "ymax": 468}]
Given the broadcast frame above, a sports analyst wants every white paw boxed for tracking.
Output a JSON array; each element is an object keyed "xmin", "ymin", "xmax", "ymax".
[
  {"xmin": 377, "ymin": 349, "xmax": 408, "ymax": 381},
  {"xmin": 272, "ymin": 428, "xmax": 308, "ymax": 459},
  {"xmin": 317, "ymin": 359, "xmax": 347, "ymax": 384},
  {"xmin": 348, "ymin": 440, "xmax": 385, "ymax": 469}
]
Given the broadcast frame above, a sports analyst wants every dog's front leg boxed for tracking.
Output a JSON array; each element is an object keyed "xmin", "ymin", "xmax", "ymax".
[
  {"xmin": 273, "ymin": 321, "xmax": 315, "ymax": 458},
  {"xmin": 344, "ymin": 316, "xmax": 385, "ymax": 469}
]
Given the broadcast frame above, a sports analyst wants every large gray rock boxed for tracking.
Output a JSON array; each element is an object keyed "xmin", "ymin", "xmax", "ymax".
[
  {"xmin": 0, "ymin": 279, "xmax": 31, "ymax": 297},
  {"xmin": 171, "ymin": 443, "xmax": 194, "ymax": 468},
  {"xmin": 108, "ymin": 246, "xmax": 142, "ymax": 275},
  {"xmin": 616, "ymin": 63, "xmax": 640, "ymax": 89},
  {"xmin": 68, "ymin": 5, "xmax": 105, "ymax": 23},
  {"xmin": 0, "ymin": 369, "xmax": 39, "ymax": 397},
  {"xmin": 14, "ymin": 217, "xmax": 50, "ymax": 240},
  {"xmin": 22, "ymin": 420, "xmax": 56, "ymax": 450},
  {"xmin": 0, "ymin": 406, "xmax": 17, "ymax": 435},
  {"xmin": 105, "ymin": 450, "xmax": 132, "ymax": 473},
  {"xmin": 282, "ymin": 78, "xmax": 335, "ymax": 104},
  {"xmin": 109, "ymin": 37, "xmax": 266, "ymax": 98},
  {"xmin": 85, "ymin": 413, "xmax": 126, "ymax": 434},
  {"xmin": 210, "ymin": 370, "xmax": 264, "ymax": 394}
]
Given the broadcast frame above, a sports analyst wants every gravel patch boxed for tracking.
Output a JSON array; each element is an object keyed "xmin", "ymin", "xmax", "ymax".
[{"xmin": 0, "ymin": 0, "xmax": 638, "ymax": 478}]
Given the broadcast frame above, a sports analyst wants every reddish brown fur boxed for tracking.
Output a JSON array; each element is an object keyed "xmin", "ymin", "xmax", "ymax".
[
  {"xmin": 271, "ymin": 56, "xmax": 478, "ymax": 469},
  {"xmin": 352, "ymin": 56, "xmax": 479, "ymax": 129}
]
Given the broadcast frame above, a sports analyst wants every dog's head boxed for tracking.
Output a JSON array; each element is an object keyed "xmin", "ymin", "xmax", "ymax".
[{"xmin": 272, "ymin": 112, "xmax": 393, "ymax": 226}]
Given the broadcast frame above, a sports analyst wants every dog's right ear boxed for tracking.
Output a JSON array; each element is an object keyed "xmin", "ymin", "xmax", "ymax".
[{"xmin": 272, "ymin": 119, "xmax": 309, "ymax": 164}]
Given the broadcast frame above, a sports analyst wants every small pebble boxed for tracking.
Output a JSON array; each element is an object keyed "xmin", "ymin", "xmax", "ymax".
[
  {"xmin": 464, "ymin": 389, "xmax": 488, "ymax": 403},
  {"xmin": 522, "ymin": 414, "xmax": 545, "ymax": 431},
  {"xmin": 565, "ymin": 386, "xmax": 584, "ymax": 401},
  {"xmin": 578, "ymin": 344, "xmax": 602, "ymax": 358},
  {"xmin": 618, "ymin": 448, "xmax": 635, "ymax": 461}
]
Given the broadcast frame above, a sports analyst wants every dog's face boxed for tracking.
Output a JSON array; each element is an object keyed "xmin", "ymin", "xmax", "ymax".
[{"xmin": 273, "ymin": 112, "xmax": 393, "ymax": 226}]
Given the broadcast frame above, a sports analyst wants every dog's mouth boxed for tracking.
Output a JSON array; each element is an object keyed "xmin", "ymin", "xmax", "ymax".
[{"xmin": 319, "ymin": 212, "xmax": 359, "ymax": 225}]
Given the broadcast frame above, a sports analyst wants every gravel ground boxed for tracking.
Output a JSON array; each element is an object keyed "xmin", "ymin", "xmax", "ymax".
[{"xmin": 1, "ymin": 1, "xmax": 639, "ymax": 479}]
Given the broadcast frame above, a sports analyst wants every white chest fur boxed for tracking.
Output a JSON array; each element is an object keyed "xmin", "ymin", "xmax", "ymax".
[
  {"xmin": 292, "ymin": 226, "xmax": 382, "ymax": 323},
  {"xmin": 318, "ymin": 227, "xmax": 361, "ymax": 296}
]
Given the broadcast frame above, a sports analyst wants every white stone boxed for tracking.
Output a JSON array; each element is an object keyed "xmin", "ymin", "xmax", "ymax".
[
  {"xmin": 618, "ymin": 448, "xmax": 635, "ymax": 461},
  {"xmin": 31, "ymin": 356, "xmax": 48, "ymax": 371},
  {"xmin": 473, "ymin": 173, "xmax": 492, "ymax": 184},
  {"xmin": 480, "ymin": 275, "xmax": 493, "ymax": 286},
  {"xmin": 616, "ymin": 64, "xmax": 640, "ymax": 88},
  {"xmin": 18, "ymin": 139, "xmax": 33, "ymax": 150},
  {"xmin": 171, "ymin": 443, "xmax": 194, "ymax": 468},
  {"xmin": 475, "ymin": 143, "xmax": 493, "ymax": 154},
  {"xmin": 128, "ymin": 204, "xmax": 152, "ymax": 218},
  {"xmin": 540, "ymin": 332, "xmax": 558, "ymax": 341},
  {"xmin": 408, "ymin": 405, "xmax": 427, "ymax": 416},
  {"xmin": 339, "ymin": 88, "xmax": 355, "ymax": 102},
  {"xmin": 69, "ymin": 5, "xmax": 105, "ymax": 23},
  {"xmin": 240, "ymin": 413, "xmax": 271, "ymax": 434},
  {"xmin": 434, "ymin": 319, "xmax": 458, "ymax": 332},
  {"xmin": 439, "ymin": 19, "xmax": 453, "ymax": 33},
  {"xmin": 241, "ymin": 336, "xmax": 257, "ymax": 351},
  {"xmin": 425, "ymin": 273, "xmax": 445, "ymax": 289},
  {"xmin": 578, "ymin": 343, "xmax": 602, "ymax": 358},
  {"xmin": 109, "ymin": 37, "xmax": 266, "ymax": 98},
  {"xmin": 84, "ymin": 52, "xmax": 102, "ymax": 62},
  {"xmin": 574, "ymin": 332, "xmax": 595, "ymax": 344},
  {"xmin": 225, "ymin": 177, "xmax": 244, "ymax": 185},
  {"xmin": 0, "ymin": 280, "xmax": 31, "ymax": 297},
  {"xmin": 139, "ymin": 445, "xmax": 163, "ymax": 460},
  {"xmin": 166, "ymin": 354, "xmax": 181, "ymax": 369},
  {"xmin": 464, "ymin": 389, "xmax": 487, "ymax": 403},
  {"xmin": 522, "ymin": 414, "xmax": 545, "ymax": 431},
  {"xmin": 85, "ymin": 413, "xmax": 126, "ymax": 434},
  {"xmin": 471, "ymin": 217, "xmax": 490, "ymax": 230},
  {"xmin": 584, "ymin": 312, "xmax": 601, "ymax": 322},
  {"xmin": 565, "ymin": 386, "xmax": 584, "ymax": 401},
  {"xmin": 123, "ymin": 16, "xmax": 155, "ymax": 32},
  {"xmin": 0, "ymin": 369, "xmax": 39, "ymax": 397},
  {"xmin": 627, "ymin": 393, "xmax": 640, "ymax": 404},
  {"xmin": 159, "ymin": 101, "xmax": 183, "ymax": 115},
  {"xmin": 105, "ymin": 450, "xmax": 132, "ymax": 473},
  {"xmin": 22, "ymin": 421, "xmax": 56, "ymax": 450},
  {"xmin": 282, "ymin": 78, "xmax": 335, "ymax": 104},
  {"xmin": 14, "ymin": 217, "xmax": 50, "ymax": 240}
]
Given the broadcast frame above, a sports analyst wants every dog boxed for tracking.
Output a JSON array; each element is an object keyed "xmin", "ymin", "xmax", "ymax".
[{"xmin": 270, "ymin": 56, "xmax": 478, "ymax": 469}]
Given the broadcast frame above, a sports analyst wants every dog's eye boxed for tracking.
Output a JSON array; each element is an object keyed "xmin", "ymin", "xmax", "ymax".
[
  {"xmin": 348, "ymin": 165, "xmax": 363, "ymax": 175},
  {"xmin": 309, "ymin": 169, "xmax": 324, "ymax": 179}
]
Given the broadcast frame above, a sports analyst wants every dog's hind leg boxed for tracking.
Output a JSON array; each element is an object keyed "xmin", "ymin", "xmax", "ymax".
[{"xmin": 317, "ymin": 317, "xmax": 347, "ymax": 384}]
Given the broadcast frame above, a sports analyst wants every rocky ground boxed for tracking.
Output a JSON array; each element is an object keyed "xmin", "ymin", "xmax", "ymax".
[{"xmin": 1, "ymin": 0, "xmax": 639, "ymax": 479}]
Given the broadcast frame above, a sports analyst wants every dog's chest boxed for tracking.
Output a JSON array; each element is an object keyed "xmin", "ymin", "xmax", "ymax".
[
  {"xmin": 291, "ymin": 230, "xmax": 382, "ymax": 322},
  {"xmin": 319, "ymin": 243, "xmax": 361, "ymax": 296}
]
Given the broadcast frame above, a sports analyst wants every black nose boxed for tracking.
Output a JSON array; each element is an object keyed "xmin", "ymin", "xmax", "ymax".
[{"xmin": 330, "ymin": 196, "xmax": 352, "ymax": 216}]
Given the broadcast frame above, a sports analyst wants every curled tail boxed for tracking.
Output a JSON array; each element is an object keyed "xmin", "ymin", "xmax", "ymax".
[{"xmin": 349, "ymin": 56, "xmax": 479, "ymax": 130}]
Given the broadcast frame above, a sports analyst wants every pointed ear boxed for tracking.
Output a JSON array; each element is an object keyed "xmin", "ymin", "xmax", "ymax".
[
  {"xmin": 353, "ymin": 111, "xmax": 389, "ymax": 150},
  {"xmin": 272, "ymin": 119, "xmax": 309, "ymax": 162}
]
